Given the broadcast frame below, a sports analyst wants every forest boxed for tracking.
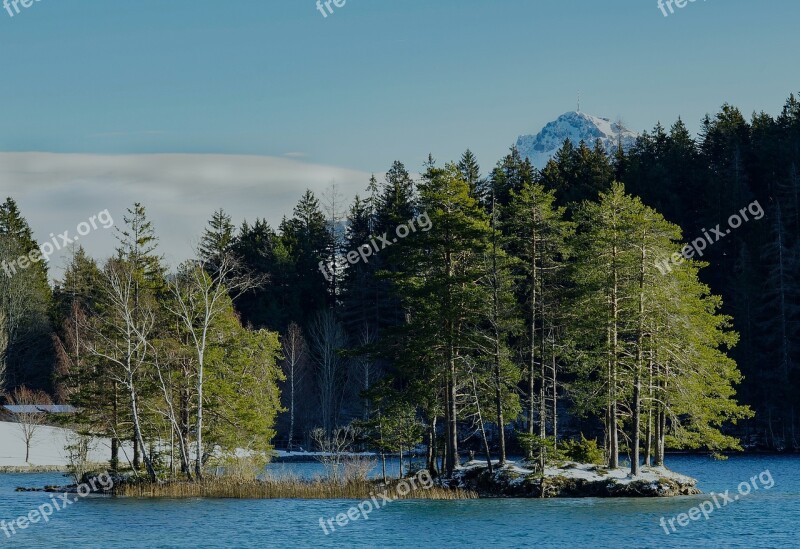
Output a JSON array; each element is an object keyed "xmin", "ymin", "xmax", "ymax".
[{"xmin": 2, "ymin": 95, "xmax": 799, "ymax": 479}]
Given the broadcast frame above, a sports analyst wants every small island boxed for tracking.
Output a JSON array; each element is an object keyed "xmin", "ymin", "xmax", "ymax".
[{"xmin": 450, "ymin": 461, "xmax": 700, "ymax": 498}]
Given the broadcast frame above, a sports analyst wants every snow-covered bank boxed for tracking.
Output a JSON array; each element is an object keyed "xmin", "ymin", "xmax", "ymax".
[
  {"xmin": 0, "ymin": 421, "xmax": 113, "ymax": 468},
  {"xmin": 450, "ymin": 460, "xmax": 701, "ymax": 498}
]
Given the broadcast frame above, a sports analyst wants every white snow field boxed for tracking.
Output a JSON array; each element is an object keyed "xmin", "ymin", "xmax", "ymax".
[{"xmin": 0, "ymin": 421, "xmax": 114, "ymax": 468}]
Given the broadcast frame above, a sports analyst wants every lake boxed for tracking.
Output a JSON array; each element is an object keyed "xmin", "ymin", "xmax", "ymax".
[{"xmin": 0, "ymin": 455, "xmax": 796, "ymax": 548}]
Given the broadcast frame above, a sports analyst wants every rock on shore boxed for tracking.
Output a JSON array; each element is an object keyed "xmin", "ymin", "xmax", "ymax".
[{"xmin": 448, "ymin": 460, "xmax": 701, "ymax": 498}]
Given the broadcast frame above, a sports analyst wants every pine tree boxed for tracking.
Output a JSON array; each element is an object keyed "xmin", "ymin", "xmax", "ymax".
[
  {"xmin": 490, "ymin": 146, "xmax": 534, "ymax": 209},
  {"xmin": 475, "ymin": 190, "xmax": 521, "ymax": 464},
  {"xmin": 572, "ymin": 183, "xmax": 649, "ymax": 469},
  {"xmin": 113, "ymin": 203, "xmax": 165, "ymax": 469},
  {"xmin": 340, "ymin": 194, "xmax": 376, "ymax": 333},
  {"xmin": 458, "ymin": 149, "xmax": 487, "ymax": 204},
  {"xmin": 393, "ymin": 162, "xmax": 491, "ymax": 476},
  {"xmin": 199, "ymin": 209, "xmax": 236, "ymax": 268},
  {"xmin": 0, "ymin": 198, "xmax": 37, "ymax": 250},
  {"xmin": 758, "ymin": 205, "xmax": 800, "ymax": 446},
  {"xmin": 52, "ymin": 246, "xmax": 103, "ymax": 404},
  {"xmin": 232, "ymin": 218, "xmax": 292, "ymax": 330},
  {"xmin": 280, "ymin": 190, "xmax": 332, "ymax": 323},
  {"xmin": 506, "ymin": 181, "xmax": 573, "ymax": 459},
  {"xmin": 115, "ymin": 203, "xmax": 164, "ymax": 287},
  {"xmin": 371, "ymin": 162, "xmax": 418, "ymax": 331},
  {"xmin": 0, "ymin": 198, "xmax": 53, "ymax": 392},
  {"xmin": 539, "ymin": 140, "xmax": 613, "ymax": 208},
  {"xmin": 572, "ymin": 183, "xmax": 751, "ymax": 472}
]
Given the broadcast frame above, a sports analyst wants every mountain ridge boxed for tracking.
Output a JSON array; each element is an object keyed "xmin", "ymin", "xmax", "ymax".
[{"xmin": 516, "ymin": 111, "xmax": 638, "ymax": 169}]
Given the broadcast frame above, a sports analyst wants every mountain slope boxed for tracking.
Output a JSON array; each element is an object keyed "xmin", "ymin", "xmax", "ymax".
[{"xmin": 516, "ymin": 111, "xmax": 638, "ymax": 169}]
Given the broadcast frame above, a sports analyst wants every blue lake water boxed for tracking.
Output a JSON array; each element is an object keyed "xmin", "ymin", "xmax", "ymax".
[{"xmin": 0, "ymin": 455, "xmax": 797, "ymax": 548}]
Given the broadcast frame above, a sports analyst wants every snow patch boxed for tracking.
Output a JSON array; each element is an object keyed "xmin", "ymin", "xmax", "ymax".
[
  {"xmin": 0, "ymin": 421, "xmax": 119, "ymax": 468},
  {"xmin": 516, "ymin": 111, "xmax": 638, "ymax": 169},
  {"xmin": 459, "ymin": 459, "xmax": 694, "ymax": 486}
]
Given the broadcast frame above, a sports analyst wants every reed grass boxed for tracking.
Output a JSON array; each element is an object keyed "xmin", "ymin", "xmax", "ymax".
[
  {"xmin": 0, "ymin": 465, "xmax": 67, "ymax": 473},
  {"xmin": 112, "ymin": 477, "xmax": 477, "ymax": 500},
  {"xmin": 0, "ymin": 463, "xmax": 103, "ymax": 473}
]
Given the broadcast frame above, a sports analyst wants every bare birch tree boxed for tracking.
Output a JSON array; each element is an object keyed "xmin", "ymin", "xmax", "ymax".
[
  {"xmin": 353, "ymin": 324, "xmax": 379, "ymax": 419},
  {"xmin": 322, "ymin": 182, "xmax": 346, "ymax": 298},
  {"xmin": 167, "ymin": 251, "xmax": 260, "ymax": 479},
  {"xmin": 309, "ymin": 310, "xmax": 347, "ymax": 434},
  {"xmin": 311, "ymin": 425, "xmax": 358, "ymax": 483},
  {"xmin": 281, "ymin": 322, "xmax": 308, "ymax": 450},
  {"xmin": 83, "ymin": 259, "xmax": 158, "ymax": 482},
  {"xmin": 150, "ymin": 341, "xmax": 193, "ymax": 480},
  {"xmin": 0, "ymin": 309, "xmax": 8, "ymax": 392},
  {"xmin": 7, "ymin": 386, "xmax": 52, "ymax": 463}
]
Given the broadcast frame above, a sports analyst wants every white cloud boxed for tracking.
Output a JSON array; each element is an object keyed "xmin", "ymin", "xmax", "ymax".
[{"xmin": 0, "ymin": 152, "xmax": 372, "ymax": 278}]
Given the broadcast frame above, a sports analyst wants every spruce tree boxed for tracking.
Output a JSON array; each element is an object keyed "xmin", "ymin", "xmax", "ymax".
[
  {"xmin": 392, "ymin": 162, "xmax": 491, "ymax": 475},
  {"xmin": 506, "ymin": 181, "xmax": 573, "ymax": 458}
]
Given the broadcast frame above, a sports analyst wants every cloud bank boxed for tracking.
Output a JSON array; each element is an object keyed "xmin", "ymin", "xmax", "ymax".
[{"xmin": 0, "ymin": 153, "xmax": 372, "ymax": 278}]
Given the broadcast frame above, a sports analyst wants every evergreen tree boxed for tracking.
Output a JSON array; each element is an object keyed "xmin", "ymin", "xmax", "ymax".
[
  {"xmin": 0, "ymin": 198, "xmax": 53, "ymax": 392},
  {"xmin": 113, "ymin": 203, "xmax": 165, "ymax": 469},
  {"xmin": 757, "ymin": 205, "xmax": 800, "ymax": 446},
  {"xmin": 393, "ymin": 162, "xmax": 491, "ymax": 475},
  {"xmin": 490, "ymin": 146, "xmax": 534, "ymax": 209},
  {"xmin": 458, "ymin": 149, "xmax": 487, "ymax": 204},
  {"xmin": 232, "ymin": 218, "xmax": 293, "ymax": 330},
  {"xmin": 475, "ymin": 190, "xmax": 521, "ymax": 464},
  {"xmin": 371, "ymin": 162, "xmax": 418, "ymax": 331},
  {"xmin": 279, "ymin": 190, "xmax": 332, "ymax": 323},
  {"xmin": 506, "ymin": 182, "xmax": 573, "ymax": 458},
  {"xmin": 539, "ymin": 140, "xmax": 614, "ymax": 208},
  {"xmin": 115, "ymin": 203, "xmax": 165, "ymax": 288},
  {"xmin": 572, "ymin": 183, "xmax": 751, "ymax": 472},
  {"xmin": 199, "ymin": 209, "xmax": 237, "ymax": 269}
]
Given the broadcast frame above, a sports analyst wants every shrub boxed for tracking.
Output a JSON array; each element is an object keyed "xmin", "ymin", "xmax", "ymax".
[
  {"xmin": 560, "ymin": 435, "xmax": 605, "ymax": 465},
  {"xmin": 517, "ymin": 434, "xmax": 562, "ymax": 471},
  {"xmin": 341, "ymin": 454, "xmax": 377, "ymax": 482},
  {"xmin": 63, "ymin": 432, "xmax": 94, "ymax": 484},
  {"xmin": 212, "ymin": 453, "xmax": 270, "ymax": 481},
  {"xmin": 312, "ymin": 425, "xmax": 360, "ymax": 483}
]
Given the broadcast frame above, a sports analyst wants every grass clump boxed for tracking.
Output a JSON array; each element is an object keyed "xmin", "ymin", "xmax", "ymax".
[{"xmin": 112, "ymin": 477, "xmax": 476, "ymax": 500}]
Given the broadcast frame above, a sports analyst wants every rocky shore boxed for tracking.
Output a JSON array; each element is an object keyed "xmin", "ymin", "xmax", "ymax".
[{"xmin": 446, "ymin": 460, "xmax": 701, "ymax": 498}]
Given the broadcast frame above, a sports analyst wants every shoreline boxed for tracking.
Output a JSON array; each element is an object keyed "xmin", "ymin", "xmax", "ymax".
[{"xmin": 8, "ymin": 461, "xmax": 701, "ymax": 500}]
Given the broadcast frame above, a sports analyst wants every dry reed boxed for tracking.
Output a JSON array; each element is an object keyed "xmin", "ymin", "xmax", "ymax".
[{"xmin": 112, "ymin": 477, "xmax": 477, "ymax": 500}]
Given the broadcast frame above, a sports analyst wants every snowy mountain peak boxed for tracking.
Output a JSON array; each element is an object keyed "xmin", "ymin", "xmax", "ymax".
[{"xmin": 516, "ymin": 111, "xmax": 638, "ymax": 169}]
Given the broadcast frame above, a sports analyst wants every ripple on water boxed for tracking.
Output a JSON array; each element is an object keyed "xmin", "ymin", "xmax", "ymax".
[{"xmin": 0, "ymin": 455, "xmax": 796, "ymax": 548}]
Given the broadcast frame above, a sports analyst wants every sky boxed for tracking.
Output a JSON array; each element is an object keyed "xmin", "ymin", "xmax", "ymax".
[{"xmin": 0, "ymin": 0, "xmax": 797, "ymax": 272}]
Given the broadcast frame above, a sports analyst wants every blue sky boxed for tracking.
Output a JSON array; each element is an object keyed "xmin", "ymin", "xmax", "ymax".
[
  {"xmin": 0, "ymin": 0, "xmax": 797, "ymax": 172},
  {"xmin": 0, "ymin": 0, "xmax": 797, "ymax": 271}
]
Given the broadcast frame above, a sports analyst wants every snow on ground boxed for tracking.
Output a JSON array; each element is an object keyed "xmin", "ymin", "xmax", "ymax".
[
  {"xmin": 459, "ymin": 459, "xmax": 695, "ymax": 485},
  {"xmin": 0, "ymin": 421, "xmax": 120, "ymax": 468},
  {"xmin": 0, "ymin": 423, "xmax": 378, "ymax": 468},
  {"xmin": 543, "ymin": 462, "xmax": 696, "ymax": 485}
]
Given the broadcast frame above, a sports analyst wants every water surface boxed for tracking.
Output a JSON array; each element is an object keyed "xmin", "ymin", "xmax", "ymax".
[{"xmin": 0, "ymin": 455, "xmax": 796, "ymax": 548}]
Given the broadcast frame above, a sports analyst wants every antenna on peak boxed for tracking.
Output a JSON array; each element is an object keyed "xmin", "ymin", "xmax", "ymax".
[{"xmin": 577, "ymin": 90, "xmax": 581, "ymax": 113}]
